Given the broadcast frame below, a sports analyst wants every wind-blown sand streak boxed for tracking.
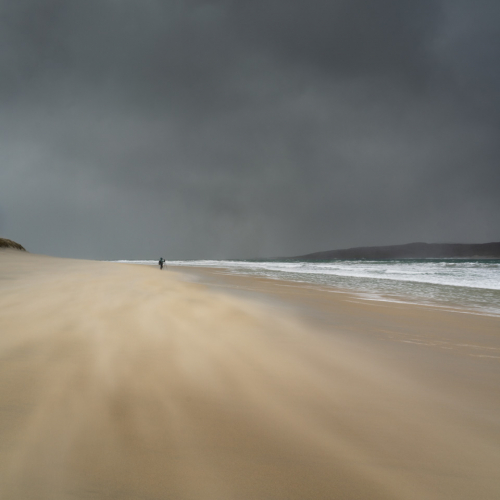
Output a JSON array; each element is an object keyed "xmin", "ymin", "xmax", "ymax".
[{"xmin": 0, "ymin": 251, "xmax": 499, "ymax": 499}]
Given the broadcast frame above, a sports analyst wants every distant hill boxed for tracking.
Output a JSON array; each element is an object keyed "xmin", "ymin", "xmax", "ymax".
[
  {"xmin": 288, "ymin": 242, "xmax": 500, "ymax": 261},
  {"xmin": 0, "ymin": 238, "xmax": 27, "ymax": 251}
]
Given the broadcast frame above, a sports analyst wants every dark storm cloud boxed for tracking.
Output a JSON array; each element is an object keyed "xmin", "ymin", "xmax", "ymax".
[
  {"xmin": 228, "ymin": 0, "xmax": 442, "ymax": 82},
  {"xmin": 0, "ymin": 0, "xmax": 499, "ymax": 259}
]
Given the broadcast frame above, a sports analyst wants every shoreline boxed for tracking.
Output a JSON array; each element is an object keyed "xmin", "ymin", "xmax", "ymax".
[
  {"xmin": 172, "ymin": 262, "xmax": 500, "ymax": 317},
  {"xmin": 161, "ymin": 257, "xmax": 500, "ymax": 318},
  {"xmin": 1, "ymin": 251, "xmax": 499, "ymax": 499}
]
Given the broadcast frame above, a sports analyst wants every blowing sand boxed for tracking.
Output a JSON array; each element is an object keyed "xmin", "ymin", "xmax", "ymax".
[{"xmin": 0, "ymin": 251, "xmax": 499, "ymax": 499}]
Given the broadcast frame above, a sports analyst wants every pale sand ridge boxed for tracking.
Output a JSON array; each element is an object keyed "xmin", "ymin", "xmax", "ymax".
[{"xmin": 0, "ymin": 251, "xmax": 499, "ymax": 499}]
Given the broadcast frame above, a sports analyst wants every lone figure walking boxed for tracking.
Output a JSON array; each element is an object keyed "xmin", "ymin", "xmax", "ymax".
[{"xmin": 158, "ymin": 257, "xmax": 166, "ymax": 270}]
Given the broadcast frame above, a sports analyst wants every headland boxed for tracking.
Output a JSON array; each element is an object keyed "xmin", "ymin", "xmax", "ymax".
[{"xmin": 288, "ymin": 241, "xmax": 500, "ymax": 260}]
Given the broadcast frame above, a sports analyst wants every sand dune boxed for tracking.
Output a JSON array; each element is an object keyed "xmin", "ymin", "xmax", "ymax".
[
  {"xmin": 0, "ymin": 239, "xmax": 26, "ymax": 251},
  {"xmin": 0, "ymin": 251, "xmax": 499, "ymax": 499}
]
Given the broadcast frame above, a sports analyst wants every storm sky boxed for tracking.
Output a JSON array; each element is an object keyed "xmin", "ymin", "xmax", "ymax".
[{"xmin": 1, "ymin": 0, "xmax": 499, "ymax": 259}]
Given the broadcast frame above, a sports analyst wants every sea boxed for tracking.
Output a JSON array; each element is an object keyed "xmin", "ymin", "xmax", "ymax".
[{"xmin": 117, "ymin": 259, "xmax": 500, "ymax": 317}]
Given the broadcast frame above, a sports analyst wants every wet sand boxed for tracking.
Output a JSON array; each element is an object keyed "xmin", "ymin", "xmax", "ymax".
[{"xmin": 0, "ymin": 251, "xmax": 499, "ymax": 499}]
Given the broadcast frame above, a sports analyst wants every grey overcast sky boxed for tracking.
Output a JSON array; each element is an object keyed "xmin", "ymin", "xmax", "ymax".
[{"xmin": 0, "ymin": 0, "xmax": 499, "ymax": 259}]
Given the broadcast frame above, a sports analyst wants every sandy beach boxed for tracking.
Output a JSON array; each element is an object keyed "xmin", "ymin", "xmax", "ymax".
[{"xmin": 0, "ymin": 251, "xmax": 499, "ymax": 500}]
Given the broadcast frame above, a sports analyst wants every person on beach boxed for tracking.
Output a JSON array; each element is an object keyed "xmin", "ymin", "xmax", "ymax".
[{"xmin": 159, "ymin": 258, "xmax": 166, "ymax": 270}]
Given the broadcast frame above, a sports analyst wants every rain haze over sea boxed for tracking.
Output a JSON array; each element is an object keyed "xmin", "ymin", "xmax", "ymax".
[{"xmin": 118, "ymin": 259, "xmax": 500, "ymax": 316}]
